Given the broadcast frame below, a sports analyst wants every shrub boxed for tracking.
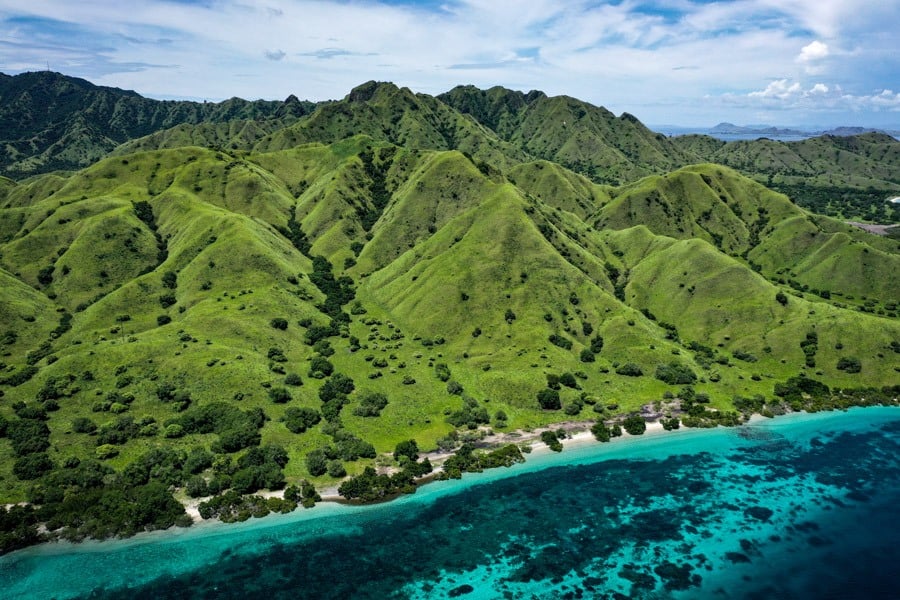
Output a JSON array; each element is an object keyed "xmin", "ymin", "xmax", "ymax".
[
  {"xmin": 72, "ymin": 417, "xmax": 97, "ymax": 434},
  {"xmin": 319, "ymin": 374, "xmax": 355, "ymax": 402},
  {"xmin": 159, "ymin": 294, "xmax": 176, "ymax": 308},
  {"xmin": 836, "ymin": 357, "xmax": 862, "ymax": 373},
  {"xmin": 434, "ymin": 363, "xmax": 451, "ymax": 382},
  {"xmin": 268, "ymin": 387, "xmax": 292, "ymax": 403},
  {"xmin": 13, "ymin": 453, "xmax": 54, "ymax": 480},
  {"xmin": 616, "ymin": 363, "xmax": 643, "ymax": 377},
  {"xmin": 447, "ymin": 381, "xmax": 463, "ymax": 395},
  {"xmin": 591, "ymin": 421, "xmax": 611, "ymax": 442},
  {"xmin": 622, "ymin": 415, "xmax": 646, "ymax": 435},
  {"xmin": 164, "ymin": 424, "xmax": 185, "ymax": 438},
  {"xmin": 162, "ymin": 271, "xmax": 178, "ymax": 289},
  {"xmin": 654, "ymin": 362, "xmax": 697, "ymax": 385},
  {"xmin": 394, "ymin": 439, "xmax": 419, "ymax": 462},
  {"xmin": 548, "ymin": 334, "xmax": 572, "ymax": 350},
  {"xmin": 537, "ymin": 388, "xmax": 561, "ymax": 410},
  {"xmin": 284, "ymin": 373, "xmax": 303, "ymax": 386},
  {"xmin": 283, "ymin": 407, "xmax": 321, "ymax": 433},
  {"xmin": 306, "ymin": 450, "xmax": 328, "ymax": 477},
  {"xmin": 661, "ymin": 417, "xmax": 680, "ymax": 430},
  {"xmin": 37, "ymin": 265, "xmax": 54, "ymax": 285},
  {"xmin": 313, "ymin": 339, "xmax": 335, "ymax": 357},
  {"xmin": 559, "ymin": 373, "xmax": 578, "ymax": 389},
  {"xmin": 186, "ymin": 476, "xmax": 209, "ymax": 498},
  {"xmin": 580, "ymin": 348, "xmax": 596, "ymax": 362},
  {"xmin": 96, "ymin": 444, "xmax": 120, "ymax": 459},
  {"xmin": 308, "ymin": 356, "xmax": 334, "ymax": 378},
  {"xmin": 270, "ymin": 318, "xmax": 288, "ymax": 330},
  {"xmin": 446, "ymin": 397, "xmax": 490, "ymax": 428},
  {"xmin": 732, "ymin": 350, "xmax": 758, "ymax": 363},
  {"xmin": 267, "ymin": 347, "xmax": 287, "ymax": 363},
  {"xmin": 540, "ymin": 430, "xmax": 563, "ymax": 452},
  {"xmin": 326, "ymin": 460, "xmax": 346, "ymax": 478},
  {"xmin": 157, "ymin": 314, "xmax": 172, "ymax": 326},
  {"xmin": 353, "ymin": 391, "xmax": 388, "ymax": 417},
  {"xmin": 776, "ymin": 291, "xmax": 788, "ymax": 306},
  {"xmin": 564, "ymin": 402, "xmax": 582, "ymax": 416}
]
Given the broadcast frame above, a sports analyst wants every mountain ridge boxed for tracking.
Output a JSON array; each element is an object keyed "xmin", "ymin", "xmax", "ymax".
[{"xmin": 0, "ymin": 75, "xmax": 897, "ymax": 551}]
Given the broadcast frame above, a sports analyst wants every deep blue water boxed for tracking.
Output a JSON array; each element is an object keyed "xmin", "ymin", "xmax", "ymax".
[{"xmin": 2, "ymin": 407, "xmax": 899, "ymax": 599}]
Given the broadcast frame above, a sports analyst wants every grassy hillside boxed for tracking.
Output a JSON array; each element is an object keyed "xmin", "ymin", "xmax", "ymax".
[
  {"xmin": 670, "ymin": 132, "xmax": 900, "ymax": 223},
  {"xmin": 0, "ymin": 71, "xmax": 314, "ymax": 177},
  {"xmin": 0, "ymin": 81, "xmax": 897, "ymax": 551}
]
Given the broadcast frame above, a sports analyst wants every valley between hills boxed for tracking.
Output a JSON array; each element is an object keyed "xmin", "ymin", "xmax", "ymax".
[{"xmin": 0, "ymin": 73, "xmax": 898, "ymax": 551}]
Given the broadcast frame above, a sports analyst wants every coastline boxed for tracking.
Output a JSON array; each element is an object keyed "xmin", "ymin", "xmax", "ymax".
[
  {"xmin": 7, "ymin": 406, "xmax": 897, "ymax": 559},
  {"xmin": 5, "ymin": 406, "xmax": 900, "ymax": 600},
  {"xmin": 182, "ymin": 419, "xmax": 668, "ymax": 517}
]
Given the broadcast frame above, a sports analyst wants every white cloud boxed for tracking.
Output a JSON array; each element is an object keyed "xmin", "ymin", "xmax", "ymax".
[
  {"xmin": 733, "ymin": 80, "xmax": 900, "ymax": 113},
  {"xmin": 798, "ymin": 40, "xmax": 829, "ymax": 63},
  {"xmin": 0, "ymin": 0, "xmax": 897, "ymax": 125},
  {"xmin": 749, "ymin": 79, "xmax": 802, "ymax": 99}
]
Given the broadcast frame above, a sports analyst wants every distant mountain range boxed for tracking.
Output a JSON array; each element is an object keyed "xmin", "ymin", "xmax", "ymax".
[
  {"xmin": 656, "ymin": 122, "xmax": 900, "ymax": 140},
  {"xmin": 0, "ymin": 71, "xmax": 316, "ymax": 178}
]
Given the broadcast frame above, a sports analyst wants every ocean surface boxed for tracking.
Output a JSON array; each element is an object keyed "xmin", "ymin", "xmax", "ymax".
[{"xmin": 2, "ymin": 407, "xmax": 899, "ymax": 599}]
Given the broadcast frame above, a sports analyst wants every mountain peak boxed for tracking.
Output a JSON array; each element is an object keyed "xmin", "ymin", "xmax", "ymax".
[{"xmin": 346, "ymin": 80, "xmax": 400, "ymax": 103}]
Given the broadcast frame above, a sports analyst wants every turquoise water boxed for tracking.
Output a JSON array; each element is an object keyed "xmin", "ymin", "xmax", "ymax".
[{"xmin": 2, "ymin": 407, "xmax": 899, "ymax": 599}]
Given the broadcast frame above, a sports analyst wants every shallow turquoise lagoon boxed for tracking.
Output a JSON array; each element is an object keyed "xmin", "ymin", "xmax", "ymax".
[{"xmin": 2, "ymin": 407, "xmax": 899, "ymax": 599}]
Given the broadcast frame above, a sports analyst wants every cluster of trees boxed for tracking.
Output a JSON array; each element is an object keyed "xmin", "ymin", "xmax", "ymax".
[
  {"xmin": 338, "ymin": 456, "xmax": 433, "ymax": 502},
  {"xmin": 438, "ymin": 444, "xmax": 525, "ymax": 479},
  {"xmin": 769, "ymin": 182, "xmax": 900, "ymax": 224},
  {"xmin": 306, "ymin": 428, "xmax": 376, "ymax": 478},
  {"xmin": 282, "ymin": 407, "xmax": 321, "ymax": 433},
  {"xmin": 353, "ymin": 391, "xmax": 388, "ymax": 417},
  {"xmin": 800, "ymin": 331, "xmax": 818, "ymax": 368},
  {"xmin": 168, "ymin": 402, "xmax": 265, "ymax": 453},
  {"xmin": 677, "ymin": 386, "xmax": 742, "ymax": 428},
  {"xmin": 309, "ymin": 256, "xmax": 355, "ymax": 318},
  {"xmin": 2, "ymin": 412, "xmax": 53, "ymax": 481},
  {"xmin": 356, "ymin": 147, "xmax": 394, "ymax": 231},
  {"xmin": 774, "ymin": 374, "xmax": 830, "ymax": 406},
  {"xmin": 654, "ymin": 362, "xmax": 697, "ymax": 385},
  {"xmin": 540, "ymin": 430, "xmax": 563, "ymax": 452},
  {"xmin": 591, "ymin": 421, "xmax": 623, "ymax": 442},
  {"xmin": 197, "ymin": 491, "xmax": 295, "ymax": 523},
  {"xmin": 23, "ymin": 456, "xmax": 190, "ymax": 543},
  {"xmin": 446, "ymin": 396, "xmax": 490, "ymax": 428}
]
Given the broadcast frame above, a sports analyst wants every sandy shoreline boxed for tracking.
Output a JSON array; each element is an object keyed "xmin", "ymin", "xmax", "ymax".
[{"xmin": 181, "ymin": 419, "xmax": 669, "ymax": 521}]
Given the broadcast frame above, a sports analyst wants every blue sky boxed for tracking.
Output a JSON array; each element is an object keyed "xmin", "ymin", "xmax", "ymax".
[{"xmin": 1, "ymin": 0, "xmax": 898, "ymax": 127}]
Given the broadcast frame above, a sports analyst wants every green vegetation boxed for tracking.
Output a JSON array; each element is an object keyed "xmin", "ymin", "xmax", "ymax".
[{"xmin": 0, "ymin": 75, "xmax": 898, "ymax": 553}]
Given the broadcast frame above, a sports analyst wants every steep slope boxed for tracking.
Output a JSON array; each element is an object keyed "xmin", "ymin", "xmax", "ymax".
[
  {"xmin": 254, "ymin": 81, "xmax": 527, "ymax": 171},
  {"xmin": 441, "ymin": 85, "xmax": 694, "ymax": 184},
  {"xmin": 0, "ymin": 71, "xmax": 315, "ymax": 177},
  {"xmin": 670, "ymin": 132, "xmax": 900, "ymax": 222},
  {"xmin": 596, "ymin": 164, "xmax": 900, "ymax": 304}
]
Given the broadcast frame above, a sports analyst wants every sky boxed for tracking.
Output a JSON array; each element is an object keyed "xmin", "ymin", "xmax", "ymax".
[{"xmin": 1, "ymin": 0, "xmax": 899, "ymax": 127}]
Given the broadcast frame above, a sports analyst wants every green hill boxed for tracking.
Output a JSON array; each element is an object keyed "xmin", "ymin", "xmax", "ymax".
[
  {"xmin": 670, "ymin": 133, "xmax": 900, "ymax": 223},
  {"xmin": 0, "ymin": 71, "xmax": 315, "ymax": 177},
  {"xmin": 440, "ymin": 84, "xmax": 693, "ymax": 184},
  {"xmin": 0, "ymin": 79, "xmax": 897, "ymax": 552}
]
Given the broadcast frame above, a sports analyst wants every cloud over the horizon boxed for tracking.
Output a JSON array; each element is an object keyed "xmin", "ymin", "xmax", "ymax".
[
  {"xmin": 733, "ymin": 79, "xmax": 900, "ymax": 114},
  {"xmin": 0, "ymin": 0, "xmax": 897, "ymax": 126}
]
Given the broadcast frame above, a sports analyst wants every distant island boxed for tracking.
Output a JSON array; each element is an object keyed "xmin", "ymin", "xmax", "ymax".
[{"xmin": 654, "ymin": 122, "xmax": 900, "ymax": 141}]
